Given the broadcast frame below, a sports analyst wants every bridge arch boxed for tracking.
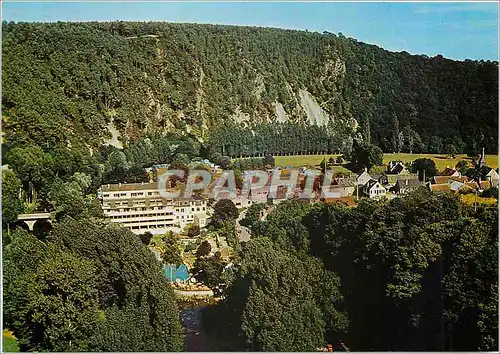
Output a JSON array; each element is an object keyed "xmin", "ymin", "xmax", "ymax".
[{"xmin": 17, "ymin": 213, "xmax": 52, "ymax": 232}]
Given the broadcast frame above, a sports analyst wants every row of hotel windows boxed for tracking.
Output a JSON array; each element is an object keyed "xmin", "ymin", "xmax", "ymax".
[
  {"xmin": 130, "ymin": 224, "xmax": 174, "ymax": 230},
  {"xmin": 103, "ymin": 191, "xmax": 159, "ymax": 198},
  {"xmin": 103, "ymin": 203, "xmax": 172, "ymax": 212},
  {"xmin": 109, "ymin": 212, "xmax": 174, "ymax": 219},
  {"xmin": 104, "ymin": 205, "xmax": 206, "ymax": 212},
  {"xmin": 108, "ymin": 213, "xmax": 194, "ymax": 220}
]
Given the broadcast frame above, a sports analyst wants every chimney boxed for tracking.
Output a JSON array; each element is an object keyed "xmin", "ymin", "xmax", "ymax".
[
  {"xmin": 405, "ymin": 179, "xmax": 408, "ymax": 186},
  {"xmin": 119, "ymin": 183, "xmax": 121, "ymax": 187}
]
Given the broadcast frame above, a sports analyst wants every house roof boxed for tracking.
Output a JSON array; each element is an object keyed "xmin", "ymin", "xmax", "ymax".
[
  {"xmin": 429, "ymin": 183, "xmax": 451, "ymax": 193},
  {"xmin": 440, "ymin": 167, "xmax": 459, "ymax": 176},
  {"xmin": 486, "ymin": 169, "xmax": 499, "ymax": 177},
  {"xmin": 365, "ymin": 179, "xmax": 384, "ymax": 191},
  {"xmin": 332, "ymin": 178, "xmax": 356, "ymax": 187},
  {"xmin": 449, "ymin": 181, "xmax": 464, "ymax": 192},
  {"xmin": 432, "ymin": 176, "xmax": 469, "ymax": 184},
  {"xmin": 395, "ymin": 179, "xmax": 422, "ymax": 189},
  {"xmin": 480, "ymin": 180, "xmax": 491, "ymax": 190},
  {"xmin": 357, "ymin": 170, "xmax": 371, "ymax": 179},
  {"xmin": 321, "ymin": 196, "xmax": 356, "ymax": 207},
  {"xmin": 102, "ymin": 182, "xmax": 158, "ymax": 192},
  {"xmin": 388, "ymin": 163, "xmax": 406, "ymax": 174}
]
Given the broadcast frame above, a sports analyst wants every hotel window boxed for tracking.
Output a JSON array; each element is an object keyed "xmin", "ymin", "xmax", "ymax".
[
  {"xmin": 120, "ymin": 193, "xmax": 127, "ymax": 197},
  {"xmin": 114, "ymin": 194, "xmax": 120, "ymax": 197},
  {"xmin": 148, "ymin": 192, "xmax": 152, "ymax": 196},
  {"xmin": 131, "ymin": 193, "xmax": 137, "ymax": 197}
]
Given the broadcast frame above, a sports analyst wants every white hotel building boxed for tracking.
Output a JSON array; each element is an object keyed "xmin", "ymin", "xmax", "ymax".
[{"xmin": 98, "ymin": 182, "xmax": 209, "ymax": 234}]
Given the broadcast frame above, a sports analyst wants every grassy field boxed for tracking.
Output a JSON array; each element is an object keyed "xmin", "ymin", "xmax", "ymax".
[
  {"xmin": 274, "ymin": 154, "xmax": 340, "ymax": 168},
  {"xmin": 382, "ymin": 153, "xmax": 498, "ymax": 170},
  {"xmin": 460, "ymin": 194, "xmax": 497, "ymax": 206},
  {"xmin": 2, "ymin": 330, "xmax": 19, "ymax": 352},
  {"xmin": 274, "ymin": 153, "xmax": 498, "ymax": 170}
]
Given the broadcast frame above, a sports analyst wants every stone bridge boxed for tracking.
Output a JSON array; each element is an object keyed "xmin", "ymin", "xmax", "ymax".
[{"xmin": 17, "ymin": 213, "xmax": 52, "ymax": 231}]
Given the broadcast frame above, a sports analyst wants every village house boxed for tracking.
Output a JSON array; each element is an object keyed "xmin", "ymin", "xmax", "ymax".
[
  {"xmin": 356, "ymin": 169, "xmax": 372, "ymax": 186},
  {"xmin": 363, "ymin": 179, "xmax": 387, "ymax": 199},
  {"xmin": 428, "ymin": 183, "xmax": 452, "ymax": 194},
  {"xmin": 479, "ymin": 180, "xmax": 492, "ymax": 190},
  {"xmin": 320, "ymin": 196, "xmax": 356, "ymax": 207},
  {"xmin": 485, "ymin": 168, "xmax": 499, "ymax": 187},
  {"xmin": 386, "ymin": 161, "xmax": 408, "ymax": 175},
  {"xmin": 268, "ymin": 185, "xmax": 291, "ymax": 205},
  {"xmin": 392, "ymin": 178, "xmax": 423, "ymax": 195},
  {"xmin": 440, "ymin": 167, "xmax": 461, "ymax": 177},
  {"xmin": 250, "ymin": 185, "xmax": 270, "ymax": 203},
  {"xmin": 326, "ymin": 178, "xmax": 356, "ymax": 197},
  {"xmin": 371, "ymin": 174, "xmax": 390, "ymax": 186},
  {"xmin": 432, "ymin": 175, "xmax": 469, "ymax": 184},
  {"xmin": 449, "ymin": 180, "xmax": 482, "ymax": 193},
  {"xmin": 215, "ymin": 191, "xmax": 253, "ymax": 209}
]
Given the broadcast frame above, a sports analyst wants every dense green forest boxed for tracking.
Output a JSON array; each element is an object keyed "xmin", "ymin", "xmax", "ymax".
[
  {"xmin": 203, "ymin": 191, "xmax": 498, "ymax": 351},
  {"xmin": 2, "ymin": 21, "xmax": 498, "ymax": 158}
]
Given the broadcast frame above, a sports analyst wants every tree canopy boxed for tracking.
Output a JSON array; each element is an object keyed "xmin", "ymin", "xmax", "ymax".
[{"xmin": 3, "ymin": 219, "xmax": 184, "ymax": 352}]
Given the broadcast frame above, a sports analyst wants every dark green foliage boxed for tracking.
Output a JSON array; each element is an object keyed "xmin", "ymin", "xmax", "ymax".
[
  {"xmin": 193, "ymin": 251, "xmax": 225, "ymax": 290},
  {"xmin": 205, "ymin": 192, "xmax": 497, "ymax": 351},
  {"xmin": 455, "ymin": 160, "xmax": 469, "ymax": 175},
  {"xmin": 212, "ymin": 199, "xmax": 239, "ymax": 228},
  {"xmin": 48, "ymin": 172, "xmax": 103, "ymax": 220},
  {"xmin": 139, "ymin": 231, "xmax": 153, "ymax": 245},
  {"xmin": 445, "ymin": 143, "xmax": 457, "ymax": 158},
  {"xmin": 2, "ymin": 169, "xmax": 23, "ymax": 226},
  {"xmin": 2, "ymin": 21, "xmax": 497, "ymax": 158},
  {"xmin": 307, "ymin": 191, "xmax": 497, "ymax": 351},
  {"xmin": 196, "ymin": 240, "xmax": 212, "ymax": 258},
  {"xmin": 47, "ymin": 219, "xmax": 184, "ymax": 351},
  {"xmin": 263, "ymin": 154, "xmax": 275, "ymax": 167},
  {"xmin": 161, "ymin": 233, "xmax": 182, "ymax": 266},
  {"xmin": 210, "ymin": 237, "xmax": 347, "ymax": 351},
  {"xmin": 240, "ymin": 202, "xmax": 266, "ymax": 228},
  {"xmin": 3, "ymin": 230, "xmax": 100, "ymax": 352},
  {"xmin": 349, "ymin": 140, "xmax": 383, "ymax": 171},
  {"xmin": 410, "ymin": 157, "xmax": 438, "ymax": 180},
  {"xmin": 481, "ymin": 187, "xmax": 498, "ymax": 199},
  {"xmin": 219, "ymin": 220, "xmax": 240, "ymax": 252},
  {"xmin": 187, "ymin": 223, "xmax": 201, "ymax": 237}
]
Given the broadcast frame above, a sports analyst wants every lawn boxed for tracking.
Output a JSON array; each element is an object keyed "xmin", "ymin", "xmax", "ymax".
[
  {"xmin": 274, "ymin": 154, "xmax": 340, "ymax": 168},
  {"xmin": 274, "ymin": 153, "xmax": 498, "ymax": 170},
  {"xmin": 2, "ymin": 330, "xmax": 19, "ymax": 352},
  {"xmin": 460, "ymin": 194, "xmax": 497, "ymax": 207},
  {"xmin": 382, "ymin": 153, "xmax": 498, "ymax": 170}
]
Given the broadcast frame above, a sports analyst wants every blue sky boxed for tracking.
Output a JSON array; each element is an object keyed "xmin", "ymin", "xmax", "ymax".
[{"xmin": 1, "ymin": 1, "xmax": 498, "ymax": 60}]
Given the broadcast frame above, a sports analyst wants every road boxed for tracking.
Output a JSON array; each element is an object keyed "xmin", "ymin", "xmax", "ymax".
[
  {"xmin": 235, "ymin": 209, "xmax": 251, "ymax": 242},
  {"xmin": 174, "ymin": 289, "xmax": 214, "ymax": 297}
]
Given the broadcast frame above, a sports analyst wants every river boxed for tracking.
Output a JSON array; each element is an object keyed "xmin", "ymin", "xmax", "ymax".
[{"xmin": 178, "ymin": 299, "xmax": 214, "ymax": 351}]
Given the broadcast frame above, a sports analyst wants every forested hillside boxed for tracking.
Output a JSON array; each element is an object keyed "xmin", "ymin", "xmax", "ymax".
[{"xmin": 2, "ymin": 21, "xmax": 498, "ymax": 156}]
